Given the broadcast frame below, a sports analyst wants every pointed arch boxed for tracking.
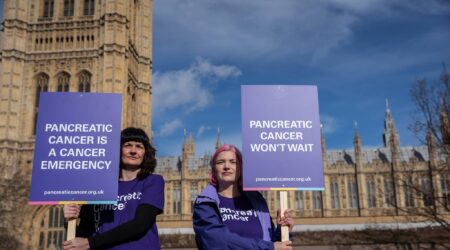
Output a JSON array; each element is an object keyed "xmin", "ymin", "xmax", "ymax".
[
  {"xmin": 34, "ymin": 73, "xmax": 49, "ymax": 135},
  {"xmin": 126, "ymin": 83, "xmax": 137, "ymax": 127},
  {"xmin": 77, "ymin": 70, "xmax": 91, "ymax": 92},
  {"xmin": 43, "ymin": 0, "xmax": 54, "ymax": 18},
  {"xmin": 30, "ymin": 205, "xmax": 65, "ymax": 250},
  {"xmin": 63, "ymin": 0, "xmax": 74, "ymax": 16},
  {"xmin": 56, "ymin": 71, "xmax": 70, "ymax": 92},
  {"xmin": 84, "ymin": 0, "xmax": 95, "ymax": 16}
]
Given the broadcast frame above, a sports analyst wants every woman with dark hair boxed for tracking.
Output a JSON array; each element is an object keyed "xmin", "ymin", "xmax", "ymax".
[
  {"xmin": 193, "ymin": 144, "xmax": 294, "ymax": 250},
  {"xmin": 63, "ymin": 127, "xmax": 164, "ymax": 250}
]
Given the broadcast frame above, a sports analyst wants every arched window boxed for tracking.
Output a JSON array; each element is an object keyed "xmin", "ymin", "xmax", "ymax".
[
  {"xmin": 312, "ymin": 191, "xmax": 322, "ymax": 209},
  {"xmin": 173, "ymin": 183, "xmax": 181, "ymax": 214},
  {"xmin": 126, "ymin": 82, "xmax": 137, "ymax": 126},
  {"xmin": 84, "ymin": 0, "xmax": 95, "ymax": 15},
  {"xmin": 347, "ymin": 179, "xmax": 358, "ymax": 209},
  {"xmin": 34, "ymin": 73, "xmax": 49, "ymax": 135},
  {"xmin": 441, "ymin": 176, "xmax": 450, "ymax": 207},
  {"xmin": 295, "ymin": 191, "xmax": 303, "ymax": 210},
  {"xmin": 57, "ymin": 72, "xmax": 70, "ymax": 92},
  {"xmin": 43, "ymin": 0, "xmax": 54, "ymax": 18},
  {"xmin": 330, "ymin": 180, "xmax": 340, "ymax": 209},
  {"xmin": 64, "ymin": 0, "xmax": 74, "ymax": 16},
  {"xmin": 190, "ymin": 183, "xmax": 198, "ymax": 213},
  {"xmin": 38, "ymin": 206, "xmax": 65, "ymax": 250},
  {"xmin": 78, "ymin": 71, "xmax": 91, "ymax": 92},
  {"xmin": 131, "ymin": 93, "xmax": 136, "ymax": 125},
  {"xmin": 421, "ymin": 177, "xmax": 433, "ymax": 207},
  {"xmin": 404, "ymin": 176, "xmax": 414, "ymax": 207},
  {"xmin": 367, "ymin": 178, "xmax": 377, "ymax": 208},
  {"xmin": 383, "ymin": 178, "xmax": 395, "ymax": 207}
]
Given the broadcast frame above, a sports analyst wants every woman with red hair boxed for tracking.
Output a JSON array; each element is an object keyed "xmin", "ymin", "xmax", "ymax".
[{"xmin": 193, "ymin": 144, "xmax": 293, "ymax": 250}]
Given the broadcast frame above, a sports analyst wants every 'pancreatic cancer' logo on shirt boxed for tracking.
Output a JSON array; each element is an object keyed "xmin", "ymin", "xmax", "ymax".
[
  {"xmin": 94, "ymin": 191, "xmax": 142, "ymax": 212},
  {"xmin": 220, "ymin": 207, "xmax": 258, "ymax": 222},
  {"xmin": 93, "ymin": 191, "xmax": 142, "ymax": 231}
]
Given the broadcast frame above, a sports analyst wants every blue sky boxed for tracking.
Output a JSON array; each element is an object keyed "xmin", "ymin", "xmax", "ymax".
[
  {"xmin": 152, "ymin": 0, "xmax": 450, "ymax": 156},
  {"xmin": 1, "ymin": 1, "xmax": 449, "ymax": 156}
]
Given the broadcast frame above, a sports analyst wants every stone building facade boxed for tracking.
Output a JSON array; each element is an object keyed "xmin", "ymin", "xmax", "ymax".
[
  {"xmin": 156, "ymin": 105, "xmax": 450, "ymax": 230},
  {"xmin": 0, "ymin": 0, "xmax": 153, "ymax": 249},
  {"xmin": 1, "ymin": 1, "xmax": 449, "ymax": 249}
]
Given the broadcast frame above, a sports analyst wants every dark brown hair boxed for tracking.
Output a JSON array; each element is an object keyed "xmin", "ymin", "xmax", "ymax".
[{"xmin": 120, "ymin": 127, "xmax": 156, "ymax": 180}]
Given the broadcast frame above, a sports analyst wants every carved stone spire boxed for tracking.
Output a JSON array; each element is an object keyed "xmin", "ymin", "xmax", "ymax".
[
  {"xmin": 354, "ymin": 121, "xmax": 362, "ymax": 167},
  {"xmin": 427, "ymin": 128, "xmax": 437, "ymax": 167},
  {"xmin": 440, "ymin": 100, "xmax": 450, "ymax": 146},
  {"xmin": 320, "ymin": 124, "xmax": 327, "ymax": 166},
  {"xmin": 182, "ymin": 129, "xmax": 195, "ymax": 160},
  {"xmin": 383, "ymin": 99, "xmax": 400, "ymax": 148},
  {"xmin": 215, "ymin": 128, "xmax": 221, "ymax": 150}
]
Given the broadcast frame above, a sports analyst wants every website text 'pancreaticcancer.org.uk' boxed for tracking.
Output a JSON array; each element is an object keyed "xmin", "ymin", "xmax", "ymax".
[
  {"xmin": 255, "ymin": 176, "xmax": 311, "ymax": 182},
  {"xmin": 43, "ymin": 189, "xmax": 104, "ymax": 196}
]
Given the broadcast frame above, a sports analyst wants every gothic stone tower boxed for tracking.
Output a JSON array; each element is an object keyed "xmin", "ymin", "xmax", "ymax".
[{"xmin": 0, "ymin": 0, "xmax": 153, "ymax": 249}]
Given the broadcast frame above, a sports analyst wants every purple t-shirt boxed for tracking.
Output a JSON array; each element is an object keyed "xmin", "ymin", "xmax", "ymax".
[
  {"xmin": 92, "ymin": 174, "xmax": 164, "ymax": 250},
  {"xmin": 218, "ymin": 194, "xmax": 263, "ymax": 240}
]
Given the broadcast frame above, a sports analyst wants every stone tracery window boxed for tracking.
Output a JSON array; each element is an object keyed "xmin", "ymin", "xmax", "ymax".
[
  {"xmin": 34, "ymin": 73, "xmax": 49, "ymax": 135},
  {"xmin": 43, "ymin": 0, "xmax": 54, "ymax": 18},
  {"xmin": 173, "ymin": 183, "xmax": 181, "ymax": 214},
  {"xmin": 78, "ymin": 71, "xmax": 91, "ymax": 92},
  {"xmin": 330, "ymin": 180, "xmax": 340, "ymax": 209},
  {"xmin": 421, "ymin": 177, "xmax": 433, "ymax": 207},
  {"xmin": 347, "ymin": 180, "xmax": 358, "ymax": 209},
  {"xmin": 64, "ymin": 0, "xmax": 75, "ymax": 16},
  {"xmin": 384, "ymin": 178, "xmax": 395, "ymax": 207},
  {"xmin": 190, "ymin": 183, "xmax": 198, "ymax": 212},
  {"xmin": 441, "ymin": 175, "xmax": 450, "ymax": 207},
  {"xmin": 312, "ymin": 191, "xmax": 322, "ymax": 209},
  {"xmin": 367, "ymin": 178, "xmax": 377, "ymax": 208},
  {"xmin": 38, "ymin": 206, "xmax": 65, "ymax": 250},
  {"xmin": 404, "ymin": 176, "xmax": 414, "ymax": 207},
  {"xmin": 57, "ymin": 72, "xmax": 70, "ymax": 92},
  {"xmin": 131, "ymin": 93, "xmax": 137, "ymax": 125},
  {"xmin": 295, "ymin": 191, "xmax": 303, "ymax": 211},
  {"xmin": 84, "ymin": 0, "xmax": 95, "ymax": 16}
]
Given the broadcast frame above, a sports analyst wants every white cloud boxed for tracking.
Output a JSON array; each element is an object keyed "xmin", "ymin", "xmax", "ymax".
[
  {"xmin": 154, "ymin": 0, "xmax": 359, "ymax": 63},
  {"xmin": 153, "ymin": 69, "xmax": 210, "ymax": 114},
  {"xmin": 155, "ymin": 0, "xmax": 449, "ymax": 66},
  {"xmin": 320, "ymin": 114, "xmax": 339, "ymax": 134},
  {"xmin": 153, "ymin": 58, "xmax": 241, "ymax": 115},
  {"xmin": 197, "ymin": 125, "xmax": 211, "ymax": 136},
  {"xmin": 195, "ymin": 58, "xmax": 241, "ymax": 79},
  {"xmin": 157, "ymin": 119, "xmax": 183, "ymax": 137}
]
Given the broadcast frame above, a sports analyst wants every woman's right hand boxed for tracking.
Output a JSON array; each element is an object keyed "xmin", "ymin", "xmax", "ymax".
[
  {"xmin": 274, "ymin": 241, "xmax": 292, "ymax": 250},
  {"xmin": 63, "ymin": 204, "xmax": 81, "ymax": 221}
]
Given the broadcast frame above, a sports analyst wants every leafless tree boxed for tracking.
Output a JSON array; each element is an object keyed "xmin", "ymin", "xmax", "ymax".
[
  {"xmin": 396, "ymin": 63, "xmax": 450, "ymax": 236},
  {"xmin": 410, "ymin": 63, "xmax": 450, "ymax": 155},
  {"xmin": 368, "ymin": 64, "xmax": 450, "ymax": 249}
]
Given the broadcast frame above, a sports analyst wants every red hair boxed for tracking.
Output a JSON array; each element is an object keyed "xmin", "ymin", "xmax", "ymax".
[{"xmin": 209, "ymin": 144, "xmax": 243, "ymax": 187}]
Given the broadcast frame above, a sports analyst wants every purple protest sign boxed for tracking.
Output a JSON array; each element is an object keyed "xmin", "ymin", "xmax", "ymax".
[
  {"xmin": 29, "ymin": 92, "xmax": 122, "ymax": 204},
  {"xmin": 241, "ymin": 85, "xmax": 324, "ymax": 190}
]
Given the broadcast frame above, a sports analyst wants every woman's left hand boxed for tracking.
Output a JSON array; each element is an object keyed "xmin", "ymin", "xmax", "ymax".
[
  {"xmin": 62, "ymin": 237, "xmax": 90, "ymax": 250},
  {"xmin": 276, "ymin": 209, "xmax": 294, "ymax": 232}
]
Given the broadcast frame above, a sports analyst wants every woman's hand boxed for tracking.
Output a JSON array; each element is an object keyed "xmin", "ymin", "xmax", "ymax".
[
  {"xmin": 276, "ymin": 209, "xmax": 294, "ymax": 232},
  {"xmin": 274, "ymin": 241, "xmax": 292, "ymax": 250},
  {"xmin": 63, "ymin": 237, "xmax": 89, "ymax": 250},
  {"xmin": 63, "ymin": 204, "xmax": 81, "ymax": 221}
]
